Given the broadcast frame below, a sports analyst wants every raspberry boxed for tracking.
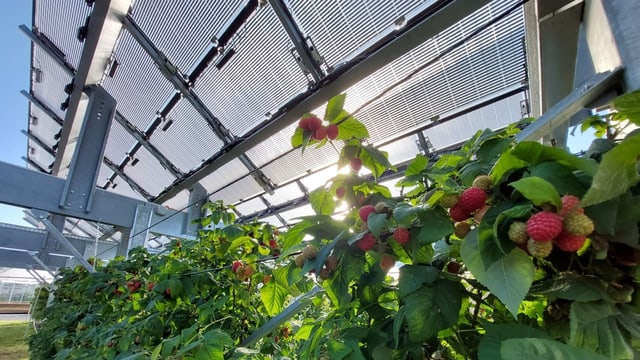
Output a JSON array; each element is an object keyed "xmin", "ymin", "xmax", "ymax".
[
  {"xmin": 507, "ymin": 221, "xmax": 528, "ymax": 244},
  {"xmin": 336, "ymin": 186, "xmax": 346, "ymax": 199},
  {"xmin": 269, "ymin": 239, "xmax": 278, "ymax": 249},
  {"xmin": 526, "ymin": 212, "xmax": 563, "ymax": 242},
  {"xmin": 393, "ymin": 227, "xmax": 411, "ymax": 245},
  {"xmin": 380, "ymin": 254, "xmax": 396, "ymax": 272},
  {"xmin": 559, "ymin": 195, "xmax": 584, "ymax": 217},
  {"xmin": 563, "ymin": 213, "xmax": 594, "ymax": 236},
  {"xmin": 232, "ymin": 261, "xmax": 243, "ymax": 273},
  {"xmin": 454, "ymin": 222, "xmax": 471, "ymax": 238},
  {"xmin": 325, "ymin": 254, "xmax": 338, "ymax": 271},
  {"xmin": 351, "ymin": 157, "xmax": 363, "ymax": 171},
  {"xmin": 326, "ymin": 124, "xmax": 339, "ymax": 140},
  {"xmin": 294, "ymin": 254, "xmax": 306, "ymax": 268},
  {"xmin": 439, "ymin": 193, "xmax": 460, "ymax": 208},
  {"xmin": 458, "ymin": 187, "xmax": 487, "ymax": 212},
  {"xmin": 449, "ymin": 205, "xmax": 471, "ymax": 222},
  {"xmin": 302, "ymin": 245, "xmax": 318, "ymax": 259},
  {"xmin": 307, "ymin": 116, "xmax": 323, "ymax": 131},
  {"xmin": 472, "ymin": 175, "xmax": 492, "ymax": 191},
  {"xmin": 554, "ymin": 231, "xmax": 586, "ymax": 252},
  {"xmin": 313, "ymin": 126, "xmax": 327, "ymax": 140},
  {"xmin": 319, "ymin": 268, "xmax": 331, "ymax": 280},
  {"xmin": 298, "ymin": 117, "xmax": 311, "ymax": 130},
  {"xmin": 527, "ymin": 238, "xmax": 553, "ymax": 258},
  {"xmin": 359, "ymin": 205, "xmax": 376, "ymax": 222},
  {"xmin": 357, "ymin": 233, "xmax": 377, "ymax": 251},
  {"xmin": 375, "ymin": 202, "xmax": 392, "ymax": 214}
]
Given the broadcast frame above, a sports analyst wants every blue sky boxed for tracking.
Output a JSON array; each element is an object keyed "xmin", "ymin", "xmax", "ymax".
[{"xmin": 0, "ymin": 1, "xmax": 33, "ymax": 226}]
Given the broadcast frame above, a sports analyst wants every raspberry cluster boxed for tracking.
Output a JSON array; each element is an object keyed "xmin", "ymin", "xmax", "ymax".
[
  {"xmin": 298, "ymin": 115, "xmax": 339, "ymax": 141},
  {"xmin": 444, "ymin": 176, "xmax": 492, "ymax": 233},
  {"xmin": 509, "ymin": 195, "xmax": 595, "ymax": 257}
]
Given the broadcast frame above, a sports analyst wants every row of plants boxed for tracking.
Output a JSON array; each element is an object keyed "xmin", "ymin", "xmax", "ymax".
[{"xmin": 30, "ymin": 91, "xmax": 640, "ymax": 359}]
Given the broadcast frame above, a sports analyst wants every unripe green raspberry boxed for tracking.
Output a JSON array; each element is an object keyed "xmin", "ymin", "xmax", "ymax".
[
  {"xmin": 508, "ymin": 221, "xmax": 528, "ymax": 244},
  {"xmin": 472, "ymin": 175, "xmax": 492, "ymax": 191},
  {"xmin": 563, "ymin": 213, "xmax": 595, "ymax": 236},
  {"xmin": 527, "ymin": 238, "xmax": 553, "ymax": 258},
  {"xmin": 439, "ymin": 193, "xmax": 460, "ymax": 208}
]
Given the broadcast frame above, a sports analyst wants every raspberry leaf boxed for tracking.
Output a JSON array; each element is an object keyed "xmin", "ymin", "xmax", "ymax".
[
  {"xmin": 417, "ymin": 209, "xmax": 454, "ymax": 244},
  {"xmin": 461, "ymin": 229, "xmax": 535, "ymax": 318},
  {"xmin": 511, "ymin": 142, "xmax": 597, "ymax": 176},
  {"xmin": 510, "ymin": 176, "xmax": 562, "ymax": 209},
  {"xmin": 324, "ymin": 93, "xmax": 346, "ymax": 123},
  {"xmin": 581, "ymin": 132, "xmax": 640, "ymax": 207},
  {"xmin": 309, "ymin": 189, "xmax": 336, "ymax": 216},
  {"xmin": 360, "ymin": 145, "xmax": 395, "ymax": 178},
  {"xmin": 367, "ymin": 212, "xmax": 386, "ymax": 238},
  {"xmin": 335, "ymin": 116, "xmax": 369, "ymax": 140}
]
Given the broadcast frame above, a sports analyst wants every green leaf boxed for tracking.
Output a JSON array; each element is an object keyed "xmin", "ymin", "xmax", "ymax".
[
  {"xmin": 202, "ymin": 328, "xmax": 233, "ymax": 348},
  {"xmin": 393, "ymin": 307, "xmax": 406, "ymax": 349},
  {"xmin": 405, "ymin": 154, "xmax": 428, "ymax": 177},
  {"xmin": 195, "ymin": 343, "xmax": 223, "ymax": 360},
  {"xmin": 325, "ymin": 94, "xmax": 346, "ymax": 123},
  {"xmin": 491, "ymin": 151, "xmax": 529, "ymax": 185},
  {"xmin": 367, "ymin": 213, "xmax": 387, "ymax": 238},
  {"xmin": 529, "ymin": 274, "xmax": 609, "ymax": 302},
  {"xmin": 403, "ymin": 280, "xmax": 462, "ymax": 342},
  {"xmin": 327, "ymin": 339, "xmax": 353, "ymax": 360},
  {"xmin": 477, "ymin": 137, "xmax": 514, "ymax": 163},
  {"xmin": 260, "ymin": 280, "xmax": 289, "ymax": 316},
  {"xmin": 510, "ymin": 176, "xmax": 562, "ymax": 208},
  {"xmin": 461, "ymin": 229, "xmax": 534, "ymax": 317},
  {"xmin": 530, "ymin": 162, "xmax": 588, "ymax": 197},
  {"xmin": 581, "ymin": 133, "xmax": 640, "ymax": 207},
  {"xmin": 393, "ymin": 203, "xmax": 424, "ymax": 227},
  {"xmin": 398, "ymin": 265, "xmax": 440, "ymax": 297},
  {"xmin": 360, "ymin": 145, "xmax": 395, "ymax": 178},
  {"xmin": 612, "ymin": 90, "xmax": 640, "ymax": 125},
  {"xmin": 478, "ymin": 323, "xmax": 551, "ymax": 360},
  {"xmin": 417, "ymin": 209, "xmax": 454, "ymax": 244},
  {"xmin": 336, "ymin": 116, "xmax": 369, "ymax": 140},
  {"xmin": 512, "ymin": 141, "xmax": 597, "ymax": 175},
  {"xmin": 309, "ymin": 188, "xmax": 336, "ymax": 216},
  {"xmin": 500, "ymin": 338, "xmax": 608, "ymax": 360},
  {"xmin": 228, "ymin": 236, "xmax": 258, "ymax": 252}
]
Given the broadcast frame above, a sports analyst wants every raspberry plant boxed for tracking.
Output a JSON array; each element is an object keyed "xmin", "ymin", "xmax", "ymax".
[{"xmin": 31, "ymin": 91, "xmax": 640, "ymax": 359}]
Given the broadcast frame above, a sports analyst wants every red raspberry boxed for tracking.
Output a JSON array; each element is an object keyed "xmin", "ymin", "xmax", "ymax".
[
  {"xmin": 269, "ymin": 239, "xmax": 278, "ymax": 249},
  {"xmin": 298, "ymin": 117, "xmax": 311, "ymax": 130},
  {"xmin": 351, "ymin": 158, "xmax": 363, "ymax": 171},
  {"xmin": 336, "ymin": 186, "xmax": 346, "ymax": 199},
  {"xmin": 232, "ymin": 261, "xmax": 243, "ymax": 273},
  {"xmin": 313, "ymin": 126, "xmax": 328, "ymax": 140},
  {"xmin": 359, "ymin": 205, "xmax": 376, "ymax": 222},
  {"xmin": 326, "ymin": 124, "xmax": 339, "ymax": 140},
  {"xmin": 526, "ymin": 212, "xmax": 563, "ymax": 242},
  {"xmin": 379, "ymin": 254, "xmax": 396, "ymax": 272},
  {"xmin": 554, "ymin": 231, "xmax": 586, "ymax": 252},
  {"xmin": 307, "ymin": 116, "xmax": 323, "ymax": 131},
  {"xmin": 357, "ymin": 233, "xmax": 376, "ymax": 251},
  {"xmin": 393, "ymin": 227, "xmax": 410, "ymax": 245},
  {"xmin": 457, "ymin": 187, "xmax": 487, "ymax": 212},
  {"xmin": 559, "ymin": 195, "xmax": 584, "ymax": 217},
  {"xmin": 449, "ymin": 205, "xmax": 471, "ymax": 222}
]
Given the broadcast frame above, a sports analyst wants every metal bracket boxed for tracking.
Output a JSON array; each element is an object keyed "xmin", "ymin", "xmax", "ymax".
[
  {"xmin": 60, "ymin": 86, "xmax": 116, "ymax": 212},
  {"xmin": 32, "ymin": 209, "xmax": 96, "ymax": 273}
]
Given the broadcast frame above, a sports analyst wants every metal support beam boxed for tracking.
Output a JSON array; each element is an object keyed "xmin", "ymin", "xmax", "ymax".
[
  {"xmin": 153, "ymin": 0, "xmax": 490, "ymax": 203},
  {"xmin": 125, "ymin": 204, "xmax": 154, "ymax": 254},
  {"xmin": 102, "ymin": 157, "xmax": 153, "ymax": 200},
  {"xmin": 52, "ymin": 0, "xmax": 132, "ymax": 176},
  {"xmin": 59, "ymin": 86, "xmax": 115, "ymax": 212},
  {"xmin": 19, "ymin": 24, "xmax": 76, "ymax": 77},
  {"xmin": 27, "ymin": 252, "xmax": 56, "ymax": 278},
  {"xmin": 516, "ymin": 68, "xmax": 623, "ymax": 142},
  {"xmin": 0, "ymin": 161, "xmax": 190, "ymax": 238},
  {"xmin": 269, "ymin": 0, "xmax": 324, "ymax": 82},
  {"xmin": 185, "ymin": 184, "xmax": 207, "ymax": 237},
  {"xmin": 113, "ymin": 111, "xmax": 183, "ymax": 177},
  {"xmin": 21, "ymin": 156, "xmax": 49, "ymax": 174},
  {"xmin": 20, "ymin": 90, "xmax": 64, "ymax": 126},
  {"xmin": 123, "ymin": 15, "xmax": 276, "ymax": 195},
  {"xmin": 21, "ymin": 130, "xmax": 55, "ymax": 156},
  {"xmin": 32, "ymin": 210, "xmax": 96, "ymax": 272},
  {"xmin": 0, "ymin": 250, "xmax": 70, "ymax": 270}
]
